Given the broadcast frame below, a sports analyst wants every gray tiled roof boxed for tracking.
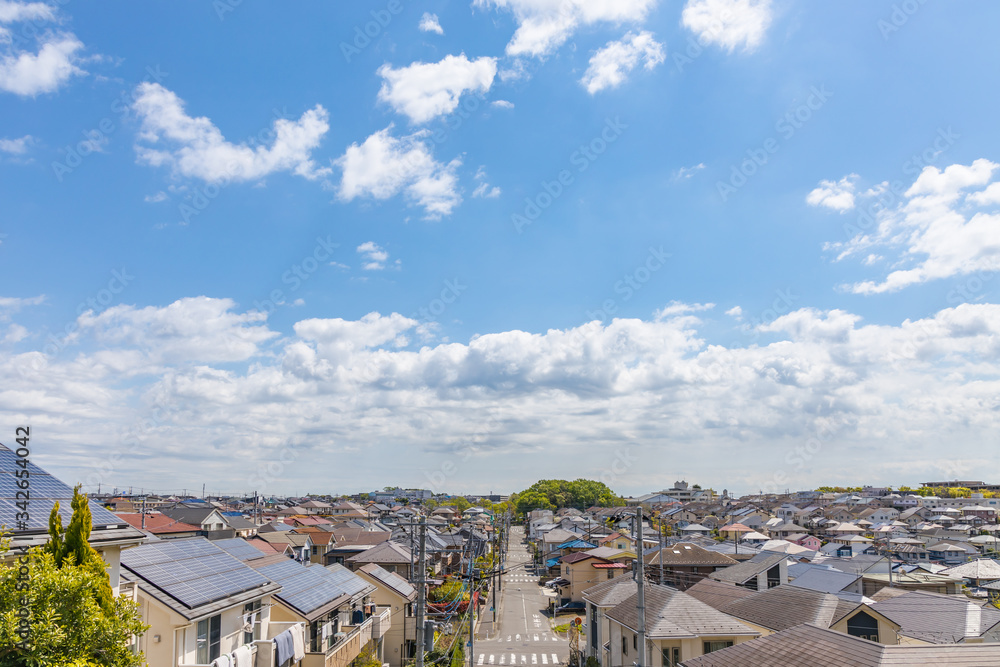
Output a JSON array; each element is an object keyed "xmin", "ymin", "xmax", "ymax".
[
  {"xmin": 709, "ymin": 553, "xmax": 786, "ymax": 585},
  {"xmin": 871, "ymin": 590, "xmax": 1000, "ymax": 643},
  {"xmin": 580, "ymin": 576, "xmax": 637, "ymax": 608},
  {"xmin": 680, "ymin": 622, "xmax": 1000, "ymax": 667},
  {"xmin": 685, "ymin": 579, "xmax": 755, "ymax": 609},
  {"xmin": 648, "ymin": 543, "xmax": 737, "ymax": 567},
  {"xmin": 607, "ymin": 583, "xmax": 759, "ymax": 640},
  {"xmin": 718, "ymin": 584, "xmax": 843, "ymax": 632}
]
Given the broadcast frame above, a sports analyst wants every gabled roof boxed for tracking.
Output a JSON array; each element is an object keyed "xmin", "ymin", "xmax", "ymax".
[
  {"xmin": 347, "ymin": 539, "xmax": 412, "ymax": 564},
  {"xmin": 940, "ymin": 558, "xmax": 1000, "ymax": 581},
  {"xmin": 676, "ymin": 623, "xmax": 879, "ymax": 667},
  {"xmin": 786, "ymin": 566, "xmax": 860, "ymax": 595},
  {"xmin": 249, "ymin": 559, "xmax": 374, "ymax": 622},
  {"xmin": 647, "ymin": 543, "xmax": 737, "ymax": 568},
  {"xmin": 871, "ymin": 590, "xmax": 1000, "ymax": 643},
  {"xmin": 685, "ymin": 579, "xmax": 755, "ymax": 609},
  {"xmin": 557, "ymin": 539, "xmax": 598, "ymax": 550},
  {"xmin": 115, "ymin": 512, "xmax": 201, "ymax": 534},
  {"xmin": 120, "ymin": 537, "xmax": 280, "ymax": 619},
  {"xmin": 607, "ymin": 583, "xmax": 758, "ymax": 640},
  {"xmin": 709, "ymin": 553, "xmax": 787, "ymax": 585},
  {"xmin": 561, "ymin": 552, "xmax": 610, "ymax": 565},
  {"xmin": 715, "ymin": 584, "xmax": 844, "ymax": 632},
  {"xmin": 357, "ymin": 563, "xmax": 416, "ymax": 601}
]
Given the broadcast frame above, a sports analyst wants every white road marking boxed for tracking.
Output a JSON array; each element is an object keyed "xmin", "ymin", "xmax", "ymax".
[
  {"xmin": 516, "ymin": 634, "xmax": 521, "ymax": 641},
  {"xmin": 478, "ymin": 656, "xmax": 484, "ymax": 665},
  {"xmin": 551, "ymin": 655, "xmax": 558, "ymax": 663},
  {"xmin": 521, "ymin": 656, "xmax": 527, "ymax": 664},
  {"xmin": 542, "ymin": 655, "xmax": 548, "ymax": 665},
  {"xmin": 500, "ymin": 655, "xmax": 506, "ymax": 665},
  {"xmin": 533, "ymin": 635, "xmax": 539, "ymax": 641},
  {"xmin": 532, "ymin": 655, "xmax": 538, "ymax": 664}
]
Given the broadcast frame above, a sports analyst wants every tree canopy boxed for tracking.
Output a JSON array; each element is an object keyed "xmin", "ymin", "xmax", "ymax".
[
  {"xmin": 513, "ymin": 479, "xmax": 621, "ymax": 514},
  {"xmin": 0, "ymin": 487, "xmax": 147, "ymax": 666}
]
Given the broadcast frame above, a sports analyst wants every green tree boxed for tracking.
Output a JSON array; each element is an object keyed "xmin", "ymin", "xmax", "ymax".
[
  {"xmin": 513, "ymin": 479, "xmax": 621, "ymax": 514},
  {"xmin": 1, "ymin": 493, "xmax": 147, "ymax": 666},
  {"xmin": 444, "ymin": 497, "xmax": 471, "ymax": 513}
]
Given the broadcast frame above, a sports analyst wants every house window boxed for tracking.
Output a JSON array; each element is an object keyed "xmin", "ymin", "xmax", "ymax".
[
  {"xmin": 243, "ymin": 600, "xmax": 262, "ymax": 645},
  {"xmin": 621, "ymin": 636, "xmax": 627, "ymax": 656},
  {"xmin": 703, "ymin": 641, "xmax": 733, "ymax": 654},
  {"xmin": 633, "ymin": 634, "xmax": 637, "ymax": 650},
  {"xmin": 196, "ymin": 614, "xmax": 221, "ymax": 663},
  {"xmin": 846, "ymin": 610, "xmax": 880, "ymax": 643},
  {"xmin": 661, "ymin": 647, "xmax": 681, "ymax": 666}
]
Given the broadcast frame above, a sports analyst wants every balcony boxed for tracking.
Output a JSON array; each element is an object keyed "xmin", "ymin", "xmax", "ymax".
[{"xmin": 372, "ymin": 606, "xmax": 392, "ymax": 639}]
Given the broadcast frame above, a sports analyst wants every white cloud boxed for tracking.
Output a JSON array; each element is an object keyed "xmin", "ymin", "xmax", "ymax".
[
  {"xmin": 473, "ymin": 0, "xmax": 658, "ymax": 58},
  {"xmin": 806, "ymin": 174, "xmax": 859, "ymax": 212},
  {"xmin": 0, "ymin": 134, "xmax": 31, "ymax": 154},
  {"xmin": 491, "ymin": 99, "xmax": 514, "ymax": 109},
  {"xmin": 334, "ymin": 126, "xmax": 462, "ymax": 219},
  {"xmin": 725, "ymin": 306, "xmax": 743, "ymax": 320},
  {"xmin": 2, "ymin": 323, "xmax": 27, "ymax": 344},
  {"xmin": 472, "ymin": 165, "xmax": 501, "ymax": 198},
  {"xmin": 144, "ymin": 191, "xmax": 168, "ymax": 203},
  {"xmin": 681, "ymin": 0, "xmax": 773, "ymax": 53},
  {"xmin": 0, "ymin": 34, "xmax": 85, "ymax": 96},
  {"xmin": 826, "ymin": 159, "xmax": 1000, "ymax": 294},
  {"xmin": 76, "ymin": 296, "xmax": 278, "ymax": 367},
  {"xmin": 0, "ymin": 294, "xmax": 44, "ymax": 320},
  {"xmin": 9, "ymin": 300, "xmax": 1000, "ymax": 493},
  {"xmin": 581, "ymin": 30, "xmax": 664, "ymax": 94},
  {"xmin": 357, "ymin": 241, "xmax": 392, "ymax": 270},
  {"xmin": 377, "ymin": 54, "xmax": 497, "ymax": 124},
  {"xmin": 673, "ymin": 163, "xmax": 705, "ymax": 180},
  {"xmin": 0, "ymin": 1, "xmax": 54, "ymax": 22},
  {"xmin": 419, "ymin": 12, "xmax": 444, "ymax": 34},
  {"xmin": 655, "ymin": 301, "xmax": 714, "ymax": 319},
  {"xmin": 131, "ymin": 82, "xmax": 332, "ymax": 183}
]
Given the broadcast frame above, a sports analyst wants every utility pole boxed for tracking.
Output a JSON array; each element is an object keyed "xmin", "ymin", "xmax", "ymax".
[
  {"xmin": 141, "ymin": 496, "xmax": 146, "ymax": 530},
  {"xmin": 635, "ymin": 506, "xmax": 646, "ymax": 667},
  {"xmin": 468, "ymin": 559, "xmax": 476, "ymax": 667},
  {"xmin": 658, "ymin": 516, "xmax": 664, "ymax": 586},
  {"xmin": 416, "ymin": 517, "xmax": 427, "ymax": 667}
]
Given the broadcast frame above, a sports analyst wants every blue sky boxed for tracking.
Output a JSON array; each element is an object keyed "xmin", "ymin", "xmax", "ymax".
[{"xmin": 3, "ymin": 0, "xmax": 1000, "ymax": 498}]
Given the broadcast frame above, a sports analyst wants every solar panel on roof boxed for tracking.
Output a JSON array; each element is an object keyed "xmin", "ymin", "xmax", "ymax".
[
  {"xmin": 252, "ymin": 559, "xmax": 370, "ymax": 615},
  {"xmin": 121, "ymin": 537, "xmax": 271, "ymax": 609},
  {"xmin": 213, "ymin": 538, "xmax": 265, "ymax": 561}
]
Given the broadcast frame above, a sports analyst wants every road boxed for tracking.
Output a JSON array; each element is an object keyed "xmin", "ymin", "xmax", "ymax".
[{"xmin": 474, "ymin": 525, "xmax": 570, "ymax": 666}]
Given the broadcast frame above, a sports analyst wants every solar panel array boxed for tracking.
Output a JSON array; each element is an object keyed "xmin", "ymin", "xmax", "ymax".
[
  {"xmin": 254, "ymin": 560, "xmax": 370, "ymax": 615},
  {"xmin": 121, "ymin": 537, "xmax": 271, "ymax": 609},
  {"xmin": 0, "ymin": 443, "xmax": 127, "ymax": 532},
  {"xmin": 213, "ymin": 537, "xmax": 266, "ymax": 561}
]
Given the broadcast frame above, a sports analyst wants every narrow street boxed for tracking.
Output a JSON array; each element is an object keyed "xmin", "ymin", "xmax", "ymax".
[{"xmin": 475, "ymin": 525, "xmax": 570, "ymax": 666}]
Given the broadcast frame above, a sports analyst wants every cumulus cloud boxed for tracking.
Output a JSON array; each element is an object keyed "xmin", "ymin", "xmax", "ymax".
[
  {"xmin": 419, "ymin": 12, "xmax": 444, "ymax": 34},
  {"xmin": 807, "ymin": 174, "xmax": 859, "ymax": 212},
  {"xmin": 7, "ymin": 299, "xmax": 1000, "ymax": 493},
  {"xmin": 356, "ymin": 241, "xmax": 396, "ymax": 270},
  {"xmin": 131, "ymin": 82, "xmax": 332, "ymax": 183},
  {"xmin": 681, "ymin": 0, "xmax": 773, "ymax": 53},
  {"xmin": 377, "ymin": 54, "xmax": 497, "ymax": 124},
  {"xmin": 0, "ymin": 33, "xmax": 85, "ymax": 96},
  {"xmin": 334, "ymin": 126, "xmax": 462, "ymax": 219},
  {"xmin": 472, "ymin": 165, "xmax": 500, "ymax": 198},
  {"xmin": 0, "ymin": 134, "xmax": 32, "ymax": 154},
  {"xmin": 473, "ymin": 0, "xmax": 657, "ymax": 57},
  {"xmin": 826, "ymin": 159, "xmax": 1000, "ymax": 294},
  {"xmin": 491, "ymin": 99, "xmax": 514, "ymax": 110},
  {"xmin": 581, "ymin": 30, "xmax": 664, "ymax": 94}
]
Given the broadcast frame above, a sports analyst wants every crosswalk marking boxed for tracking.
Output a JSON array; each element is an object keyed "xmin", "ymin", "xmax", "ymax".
[
  {"xmin": 533, "ymin": 635, "xmax": 539, "ymax": 641},
  {"xmin": 551, "ymin": 655, "xmax": 558, "ymax": 663},
  {"xmin": 532, "ymin": 655, "xmax": 537, "ymax": 664},
  {"xmin": 478, "ymin": 655, "xmax": 484, "ymax": 665},
  {"xmin": 542, "ymin": 655, "xmax": 548, "ymax": 665},
  {"xmin": 521, "ymin": 656, "xmax": 527, "ymax": 664},
  {"xmin": 500, "ymin": 655, "xmax": 506, "ymax": 665},
  {"xmin": 489, "ymin": 656, "xmax": 495, "ymax": 665},
  {"xmin": 516, "ymin": 634, "xmax": 521, "ymax": 641}
]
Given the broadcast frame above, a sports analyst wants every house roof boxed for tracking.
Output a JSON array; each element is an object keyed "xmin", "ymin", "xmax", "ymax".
[
  {"xmin": 346, "ymin": 539, "xmax": 412, "ymax": 564},
  {"xmin": 249, "ymin": 559, "xmax": 374, "ymax": 622},
  {"xmin": 583, "ymin": 546, "xmax": 630, "ymax": 560},
  {"xmin": 871, "ymin": 590, "xmax": 1000, "ymax": 643},
  {"xmin": 561, "ymin": 552, "xmax": 610, "ymax": 565},
  {"xmin": 940, "ymin": 558, "xmax": 1000, "ymax": 581},
  {"xmin": 115, "ymin": 512, "xmax": 201, "ymax": 534},
  {"xmin": 357, "ymin": 563, "xmax": 416, "ymax": 601},
  {"xmin": 786, "ymin": 566, "xmax": 860, "ymax": 595},
  {"xmin": 709, "ymin": 553, "xmax": 787, "ymax": 585},
  {"xmin": 120, "ymin": 537, "xmax": 280, "ymax": 619},
  {"xmin": 607, "ymin": 583, "xmax": 758, "ymax": 640},
  {"xmin": 715, "ymin": 584, "xmax": 844, "ymax": 632},
  {"xmin": 685, "ymin": 579, "xmax": 755, "ymax": 609},
  {"xmin": 581, "ymin": 575, "xmax": 637, "ymax": 608},
  {"xmin": 648, "ymin": 543, "xmax": 737, "ymax": 568}
]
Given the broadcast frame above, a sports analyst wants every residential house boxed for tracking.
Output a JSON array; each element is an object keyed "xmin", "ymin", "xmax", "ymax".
[
  {"xmin": 354, "ymin": 564, "xmax": 417, "ymax": 667},
  {"xmin": 553, "ymin": 552, "xmax": 629, "ymax": 604},
  {"xmin": 347, "ymin": 541, "xmax": 414, "ymax": 579},
  {"xmin": 121, "ymin": 537, "xmax": 284, "ymax": 667},
  {"xmin": 116, "ymin": 512, "xmax": 203, "ymax": 540},
  {"xmin": 645, "ymin": 543, "xmax": 737, "ymax": 591},
  {"xmin": 677, "ymin": 623, "xmax": 1000, "ymax": 667},
  {"xmin": 709, "ymin": 553, "xmax": 788, "ymax": 591},
  {"xmin": 582, "ymin": 577, "xmax": 637, "ymax": 667},
  {"xmin": 871, "ymin": 590, "xmax": 1000, "ymax": 644},
  {"xmin": 158, "ymin": 504, "xmax": 236, "ymax": 539},
  {"xmin": 605, "ymin": 583, "xmax": 759, "ymax": 666}
]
